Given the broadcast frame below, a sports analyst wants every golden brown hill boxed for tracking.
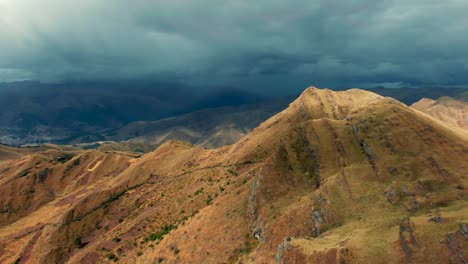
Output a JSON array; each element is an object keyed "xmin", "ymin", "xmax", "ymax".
[
  {"xmin": 0, "ymin": 144, "xmax": 26, "ymax": 163},
  {"xmin": 411, "ymin": 96, "xmax": 468, "ymax": 132},
  {"xmin": 0, "ymin": 87, "xmax": 467, "ymax": 264}
]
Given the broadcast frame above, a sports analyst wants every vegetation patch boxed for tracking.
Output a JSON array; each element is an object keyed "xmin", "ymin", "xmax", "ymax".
[
  {"xmin": 73, "ymin": 237, "xmax": 86, "ymax": 248},
  {"xmin": 57, "ymin": 153, "xmax": 75, "ymax": 163},
  {"xmin": 38, "ymin": 168, "xmax": 51, "ymax": 182},
  {"xmin": 206, "ymin": 195, "xmax": 213, "ymax": 205},
  {"xmin": 227, "ymin": 169, "xmax": 238, "ymax": 176},
  {"xmin": 194, "ymin": 187, "xmax": 204, "ymax": 195},
  {"xmin": 107, "ymin": 253, "xmax": 118, "ymax": 262},
  {"xmin": 145, "ymin": 224, "xmax": 177, "ymax": 242}
]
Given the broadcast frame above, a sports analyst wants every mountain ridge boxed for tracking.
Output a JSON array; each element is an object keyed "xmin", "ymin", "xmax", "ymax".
[
  {"xmin": 0, "ymin": 87, "xmax": 466, "ymax": 263},
  {"xmin": 411, "ymin": 96, "xmax": 468, "ymax": 132}
]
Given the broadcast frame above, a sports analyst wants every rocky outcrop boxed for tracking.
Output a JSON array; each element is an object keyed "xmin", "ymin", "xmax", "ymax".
[
  {"xmin": 351, "ymin": 121, "xmax": 379, "ymax": 177},
  {"xmin": 248, "ymin": 177, "xmax": 264, "ymax": 241},
  {"xmin": 446, "ymin": 223, "xmax": 468, "ymax": 264},
  {"xmin": 275, "ymin": 236, "xmax": 292, "ymax": 264},
  {"xmin": 399, "ymin": 217, "xmax": 417, "ymax": 260},
  {"xmin": 301, "ymin": 127, "xmax": 321, "ymax": 187}
]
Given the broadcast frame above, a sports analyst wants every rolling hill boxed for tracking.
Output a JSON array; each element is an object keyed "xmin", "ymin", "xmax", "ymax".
[{"xmin": 411, "ymin": 95, "xmax": 468, "ymax": 132}]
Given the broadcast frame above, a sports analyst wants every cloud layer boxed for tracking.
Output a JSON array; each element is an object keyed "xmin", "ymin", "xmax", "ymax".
[{"xmin": 1, "ymin": 0, "xmax": 467, "ymax": 93}]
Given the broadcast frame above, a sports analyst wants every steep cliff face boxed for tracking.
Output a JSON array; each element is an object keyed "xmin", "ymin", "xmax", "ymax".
[{"xmin": 0, "ymin": 87, "xmax": 467, "ymax": 264}]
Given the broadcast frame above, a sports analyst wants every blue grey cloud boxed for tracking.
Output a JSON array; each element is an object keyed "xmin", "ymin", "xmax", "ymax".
[{"xmin": 1, "ymin": 0, "xmax": 467, "ymax": 93}]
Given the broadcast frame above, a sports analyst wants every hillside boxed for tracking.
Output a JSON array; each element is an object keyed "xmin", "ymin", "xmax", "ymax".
[
  {"xmin": 109, "ymin": 98, "xmax": 291, "ymax": 148},
  {"xmin": 0, "ymin": 145, "xmax": 26, "ymax": 163},
  {"xmin": 0, "ymin": 87, "xmax": 466, "ymax": 263},
  {"xmin": 411, "ymin": 96, "xmax": 468, "ymax": 131},
  {"xmin": 0, "ymin": 81, "xmax": 266, "ymax": 146},
  {"xmin": 1, "ymin": 81, "xmax": 466, "ymax": 149}
]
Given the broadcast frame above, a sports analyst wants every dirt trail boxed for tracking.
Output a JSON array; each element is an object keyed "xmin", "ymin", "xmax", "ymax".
[{"xmin": 88, "ymin": 160, "xmax": 103, "ymax": 172}]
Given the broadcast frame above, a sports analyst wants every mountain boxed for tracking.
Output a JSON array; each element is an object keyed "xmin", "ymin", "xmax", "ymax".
[
  {"xmin": 0, "ymin": 87, "xmax": 466, "ymax": 263},
  {"xmin": 108, "ymin": 98, "xmax": 292, "ymax": 148},
  {"xmin": 0, "ymin": 81, "xmax": 267, "ymax": 146},
  {"xmin": 1, "ymin": 81, "xmax": 467, "ymax": 149},
  {"xmin": 367, "ymin": 86, "xmax": 467, "ymax": 105},
  {"xmin": 411, "ymin": 95, "xmax": 468, "ymax": 132}
]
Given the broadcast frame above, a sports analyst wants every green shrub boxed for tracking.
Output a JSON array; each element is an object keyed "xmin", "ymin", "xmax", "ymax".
[
  {"xmin": 57, "ymin": 153, "xmax": 75, "ymax": 163},
  {"xmin": 73, "ymin": 237, "xmax": 86, "ymax": 248},
  {"xmin": 227, "ymin": 170, "xmax": 238, "ymax": 176},
  {"xmin": 206, "ymin": 195, "xmax": 213, "ymax": 205},
  {"xmin": 107, "ymin": 253, "xmax": 118, "ymax": 262},
  {"xmin": 194, "ymin": 188, "xmax": 204, "ymax": 195},
  {"xmin": 146, "ymin": 224, "xmax": 177, "ymax": 242}
]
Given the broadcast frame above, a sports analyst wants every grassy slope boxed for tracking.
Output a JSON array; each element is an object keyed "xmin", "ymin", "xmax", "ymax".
[
  {"xmin": 0, "ymin": 87, "xmax": 466, "ymax": 264},
  {"xmin": 411, "ymin": 96, "xmax": 468, "ymax": 132}
]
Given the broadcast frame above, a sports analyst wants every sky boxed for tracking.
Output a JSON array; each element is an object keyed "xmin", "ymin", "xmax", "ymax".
[{"xmin": 0, "ymin": 0, "xmax": 468, "ymax": 94}]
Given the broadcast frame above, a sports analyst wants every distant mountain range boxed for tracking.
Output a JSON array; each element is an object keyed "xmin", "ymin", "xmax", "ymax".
[
  {"xmin": 367, "ymin": 86, "xmax": 468, "ymax": 105},
  {"xmin": 0, "ymin": 81, "xmax": 267, "ymax": 146},
  {"xmin": 0, "ymin": 81, "xmax": 466, "ymax": 148},
  {"xmin": 104, "ymin": 97, "xmax": 293, "ymax": 148}
]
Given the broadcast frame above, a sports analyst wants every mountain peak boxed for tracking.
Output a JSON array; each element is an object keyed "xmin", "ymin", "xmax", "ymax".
[
  {"xmin": 0, "ymin": 87, "xmax": 467, "ymax": 264},
  {"xmin": 291, "ymin": 87, "xmax": 398, "ymax": 122}
]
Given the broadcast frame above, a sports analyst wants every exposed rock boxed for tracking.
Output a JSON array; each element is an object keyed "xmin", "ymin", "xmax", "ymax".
[
  {"xmin": 311, "ymin": 209, "xmax": 324, "ymax": 237},
  {"xmin": 275, "ymin": 236, "xmax": 292, "ymax": 264},
  {"xmin": 324, "ymin": 119, "xmax": 347, "ymax": 167},
  {"xmin": 407, "ymin": 197, "xmax": 420, "ymax": 212},
  {"xmin": 385, "ymin": 187, "xmax": 398, "ymax": 204},
  {"xmin": 446, "ymin": 224, "xmax": 468, "ymax": 264},
  {"xmin": 301, "ymin": 127, "xmax": 321, "ymax": 187},
  {"xmin": 429, "ymin": 215, "xmax": 442, "ymax": 224},
  {"xmin": 249, "ymin": 177, "xmax": 259, "ymax": 221},
  {"xmin": 400, "ymin": 186, "xmax": 420, "ymax": 212},
  {"xmin": 299, "ymin": 101, "xmax": 311, "ymax": 120},
  {"xmin": 428, "ymin": 157, "xmax": 450, "ymax": 178},
  {"xmin": 351, "ymin": 122, "xmax": 379, "ymax": 177},
  {"xmin": 460, "ymin": 223, "xmax": 468, "ymax": 237},
  {"xmin": 311, "ymin": 192, "xmax": 336, "ymax": 237},
  {"xmin": 248, "ymin": 177, "xmax": 264, "ymax": 241},
  {"xmin": 399, "ymin": 217, "xmax": 417, "ymax": 260}
]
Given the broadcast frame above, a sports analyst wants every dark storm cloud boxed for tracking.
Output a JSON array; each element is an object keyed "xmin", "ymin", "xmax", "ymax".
[{"xmin": 1, "ymin": 0, "xmax": 467, "ymax": 93}]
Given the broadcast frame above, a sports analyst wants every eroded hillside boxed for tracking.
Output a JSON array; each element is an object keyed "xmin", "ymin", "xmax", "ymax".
[{"xmin": 0, "ymin": 87, "xmax": 467, "ymax": 264}]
